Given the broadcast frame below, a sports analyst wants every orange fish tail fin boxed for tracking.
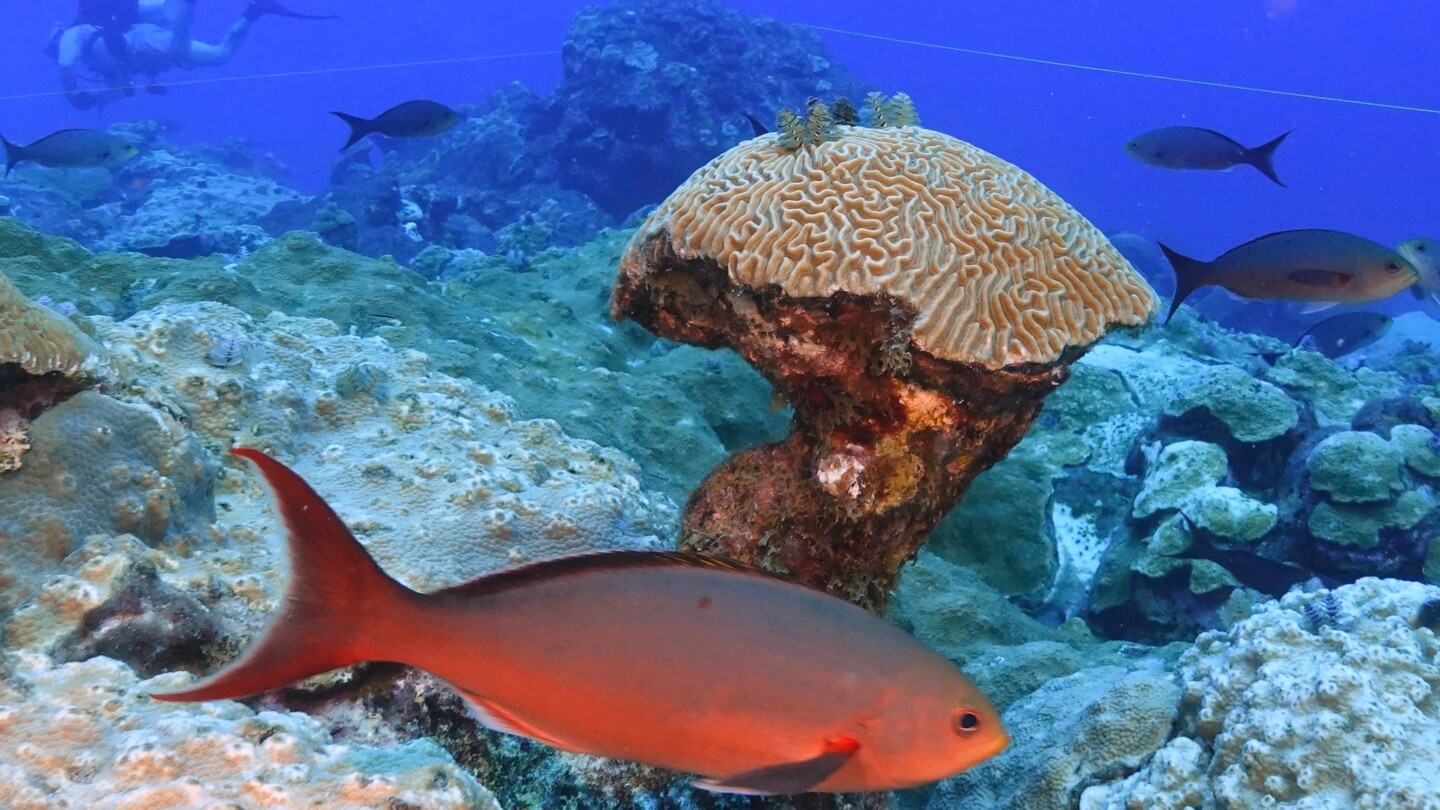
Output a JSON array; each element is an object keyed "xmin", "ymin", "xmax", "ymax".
[
  {"xmin": 1247, "ymin": 129, "xmax": 1291, "ymax": 187},
  {"xmin": 331, "ymin": 111, "xmax": 373, "ymax": 151},
  {"xmin": 1159, "ymin": 243, "xmax": 1211, "ymax": 325},
  {"xmin": 153, "ymin": 448, "xmax": 415, "ymax": 702}
]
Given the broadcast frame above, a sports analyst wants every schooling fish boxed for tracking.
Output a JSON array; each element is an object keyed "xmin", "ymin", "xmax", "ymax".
[
  {"xmin": 154, "ymin": 449, "xmax": 1007, "ymax": 795},
  {"xmin": 1399, "ymin": 238, "xmax": 1440, "ymax": 307},
  {"xmin": 1126, "ymin": 126, "xmax": 1291, "ymax": 186},
  {"xmin": 1, "ymin": 129, "xmax": 139, "ymax": 177},
  {"xmin": 331, "ymin": 100, "xmax": 460, "ymax": 151},
  {"xmin": 1161, "ymin": 229, "xmax": 1419, "ymax": 324},
  {"xmin": 1294, "ymin": 311, "xmax": 1392, "ymax": 359}
]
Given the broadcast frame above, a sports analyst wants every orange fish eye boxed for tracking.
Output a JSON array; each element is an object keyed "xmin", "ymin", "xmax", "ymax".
[
  {"xmin": 1386, "ymin": 262, "xmax": 1401, "ymax": 273},
  {"xmin": 952, "ymin": 708, "xmax": 982, "ymax": 735}
]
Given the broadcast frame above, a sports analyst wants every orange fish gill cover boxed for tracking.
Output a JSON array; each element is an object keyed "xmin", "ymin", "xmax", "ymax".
[{"xmin": 152, "ymin": 448, "xmax": 1009, "ymax": 795}]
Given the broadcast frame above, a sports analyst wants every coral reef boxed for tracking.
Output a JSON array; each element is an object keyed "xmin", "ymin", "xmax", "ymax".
[
  {"xmin": 0, "ymin": 652, "xmax": 500, "ymax": 809},
  {"xmin": 0, "ymin": 390, "xmax": 214, "ymax": 608},
  {"xmin": 926, "ymin": 663, "xmax": 1179, "ymax": 810},
  {"xmin": 90, "ymin": 301, "xmax": 674, "ymax": 589},
  {"xmin": 0, "ymin": 218, "xmax": 785, "ymax": 507},
  {"xmin": 1084, "ymin": 578, "xmax": 1440, "ymax": 809},
  {"xmin": 614, "ymin": 122, "xmax": 1156, "ymax": 606}
]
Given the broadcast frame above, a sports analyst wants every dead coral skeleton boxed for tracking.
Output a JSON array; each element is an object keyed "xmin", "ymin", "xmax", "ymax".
[{"xmin": 0, "ymin": 408, "xmax": 30, "ymax": 473}]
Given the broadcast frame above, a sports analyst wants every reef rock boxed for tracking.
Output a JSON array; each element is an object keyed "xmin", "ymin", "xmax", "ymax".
[
  {"xmin": 1085, "ymin": 579, "xmax": 1440, "ymax": 809},
  {"xmin": 0, "ymin": 652, "xmax": 500, "ymax": 810}
]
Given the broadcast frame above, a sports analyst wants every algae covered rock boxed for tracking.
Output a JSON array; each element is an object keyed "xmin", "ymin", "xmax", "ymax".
[
  {"xmin": 1389, "ymin": 423, "xmax": 1440, "ymax": 478},
  {"xmin": 1164, "ymin": 365, "xmax": 1297, "ymax": 442},
  {"xmin": 1133, "ymin": 441, "xmax": 1276, "ymax": 543},
  {"xmin": 1308, "ymin": 490, "xmax": 1433, "ymax": 548},
  {"xmin": 1307, "ymin": 430, "xmax": 1405, "ymax": 503}
]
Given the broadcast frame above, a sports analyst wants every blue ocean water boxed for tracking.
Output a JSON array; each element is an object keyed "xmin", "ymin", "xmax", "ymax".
[
  {"xmin": 2, "ymin": 1, "xmax": 1440, "ymax": 808},
  {"xmin": 4, "ymin": 2, "xmax": 1436, "ymax": 239}
]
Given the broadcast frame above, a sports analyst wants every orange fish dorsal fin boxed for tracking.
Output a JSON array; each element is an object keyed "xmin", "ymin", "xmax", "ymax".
[
  {"xmin": 432, "ymin": 550, "xmax": 793, "ymax": 601},
  {"xmin": 693, "ymin": 736, "xmax": 862, "ymax": 796},
  {"xmin": 452, "ymin": 686, "xmax": 581, "ymax": 753}
]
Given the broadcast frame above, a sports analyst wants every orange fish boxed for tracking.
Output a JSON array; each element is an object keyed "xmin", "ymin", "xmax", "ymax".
[{"xmin": 154, "ymin": 449, "xmax": 1008, "ymax": 795}]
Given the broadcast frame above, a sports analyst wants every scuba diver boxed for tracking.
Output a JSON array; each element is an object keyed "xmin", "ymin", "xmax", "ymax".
[{"xmin": 47, "ymin": 0, "xmax": 337, "ymax": 110}]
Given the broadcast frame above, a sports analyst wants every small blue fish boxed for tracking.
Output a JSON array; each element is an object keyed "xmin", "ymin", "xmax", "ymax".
[{"xmin": 1126, "ymin": 127, "xmax": 1291, "ymax": 186}]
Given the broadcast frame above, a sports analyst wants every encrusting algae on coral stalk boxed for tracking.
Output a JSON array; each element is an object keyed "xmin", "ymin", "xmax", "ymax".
[{"xmin": 612, "ymin": 97, "xmax": 1158, "ymax": 608}]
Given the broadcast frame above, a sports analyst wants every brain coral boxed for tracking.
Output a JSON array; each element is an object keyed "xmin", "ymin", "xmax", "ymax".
[
  {"xmin": 0, "ymin": 267, "xmax": 105, "ymax": 384},
  {"xmin": 1084, "ymin": 578, "xmax": 1440, "ymax": 809},
  {"xmin": 632, "ymin": 126, "xmax": 1157, "ymax": 370}
]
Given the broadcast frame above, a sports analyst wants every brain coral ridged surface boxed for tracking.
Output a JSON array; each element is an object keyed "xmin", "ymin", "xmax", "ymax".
[
  {"xmin": 636, "ymin": 126, "xmax": 1158, "ymax": 369},
  {"xmin": 0, "ymin": 269, "xmax": 106, "ymax": 381}
]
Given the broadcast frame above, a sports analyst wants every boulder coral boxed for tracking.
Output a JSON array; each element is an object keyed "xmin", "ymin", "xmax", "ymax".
[
  {"xmin": 1084, "ymin": 578, "xmax": 1440, "ymax": 809},
  {"xmin": 613, "ymin": 113, "xmax": 1157, "ymax": 606}
]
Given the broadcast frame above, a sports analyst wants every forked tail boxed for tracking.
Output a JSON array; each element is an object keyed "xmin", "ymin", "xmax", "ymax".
[
  {"xmin": 1159, "ymin": 243, "xmax": 1213, "ymax": 325},
  {"xmin": 153, "ymin": 448, "xmax": 416, "ymax": 702},
  {"xmin": 1246, "ymin": 130, "xmax": 1292, "ymax": 187},
  {"xmin": 330, "ymin": 111, "xmax": 373, "ymax": 151}
]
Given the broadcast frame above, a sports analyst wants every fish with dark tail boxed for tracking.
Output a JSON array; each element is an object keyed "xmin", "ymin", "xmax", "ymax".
[
  {"xmin": 1, "ymin": 129, "xmax": 138, "ymax": 176},
  {"xmin": 154, "ymin": 449, "xmax": 1008, "ymax": 795},
  {"xmin": 1126, "ymin": 126, "xmax": 1292, "ymax": 186},
  {"xmin": 1161, "ymin": 229, "xmax": 1418, "ymax": 324},
  {"xmin": 331, "ymin": 100, "xmax": 460, "ymax": 150},
  {"xmin": 1294, "ymin": 311, "xmax": 1392, "ymax": 359}
]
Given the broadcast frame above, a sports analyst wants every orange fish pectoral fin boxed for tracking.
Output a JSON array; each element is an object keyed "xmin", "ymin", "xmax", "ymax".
[
  {"xmin": 453, "ymin": 686, "xmax": 583, "ymax": 753},
  {"xmin": 1287, "ymin": 268, "xmax": 1352, "ymax": 288},
  {"xmin": 693, "ymin": 735, "xmax": 861, "ymax": 796}
]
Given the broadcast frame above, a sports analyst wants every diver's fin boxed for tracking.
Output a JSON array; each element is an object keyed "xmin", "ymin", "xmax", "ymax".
[
  {"xmin": 0, "ymin": 134, "xmax": 19, "ymax": 177},
  {"xmin": 331, "ymin": 111, "xmax": 373, "ymax": 151},
  {"xmin": 247, "ymin": 0, "xmax": 339, "ymax": 21},
  {"xmin": 744, "ymin": 113, "xmax": 770, "ymax": 137},
  {"xmin": 1158, "ymin": 243, "xmax": 1212, "ymax": 325},
  {"xmin": 694, "ymin": 736, "xmax": 860, "ymax": 796},
  {"xmin": 1246, "ymin": 129, "xmax": 1291, "ymax": 187},
  {"xmin": 151, "ymin": 449, "xmax": 416, "ymax": 702}
]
